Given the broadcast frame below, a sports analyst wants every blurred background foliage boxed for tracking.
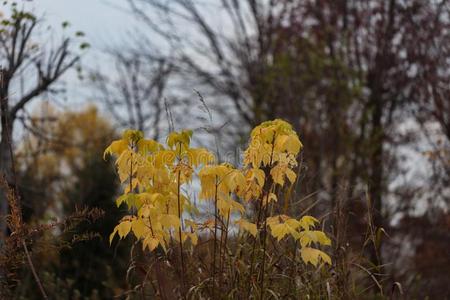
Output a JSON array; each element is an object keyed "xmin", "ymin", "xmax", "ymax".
[{"xmin": 13, "ymin": 106, "xmax": 131, "ymax": 298}]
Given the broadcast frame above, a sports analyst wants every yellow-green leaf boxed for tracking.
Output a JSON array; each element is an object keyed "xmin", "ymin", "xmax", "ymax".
[
  {"xmin": 143, "ymin": 236, "xmax": 159, "ymax": 251},
  {"xmin": 138, "ymin": 139, "xmax": 162, "ymax": 154},
  {"xmin": 103, "ymin": 140, "xmax": 128, "ymax": 159},
  {"xmin": 117, "ymin": 221, "xmax": 132, "ymax": 239},
  {"xmin": 297, "ymin": 230, "xmax": 331, "ymax": 247},
  {"xmin": 300, "ymin": 247, "xmax": 331, "ymax": 266},
  {"xmin": 159, "ymin": 214, "xmax": 180, "ymax": 228},
  {"xmin": 235, "ymin": 219, "xmax": 257, "ymax": 237},
  {"xmin": 109, "ymin": 226, "xmax": 119, "ymax": 244},
  {"xmin": 299, "ymin": 216, "xmax": 318, "ymax": 230},
  {"xmin": 286, "ymin": 168, "xmax": 297, "ymax": 184},
  {"xmin": 132, "ymin": 218, "xmax": 149, "ymax": 239}
]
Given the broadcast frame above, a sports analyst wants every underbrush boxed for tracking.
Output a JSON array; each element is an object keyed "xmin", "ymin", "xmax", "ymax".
[
  {"xmin": 104, "ymin": 120, "xmax": 399, "ymax": 299},
  {"xmin": 0, "ymin": 119, "xmax": 402, "ymax": 299}
]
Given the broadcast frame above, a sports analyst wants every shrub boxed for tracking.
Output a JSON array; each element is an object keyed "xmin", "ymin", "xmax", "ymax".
[{"xmin": 105, "ymin": 119, "xmax": 331, "ymax": 299}]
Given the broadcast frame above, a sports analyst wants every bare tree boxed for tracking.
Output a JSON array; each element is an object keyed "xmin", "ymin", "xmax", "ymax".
[
  {"xmin": 90, "ymin": 51, "xmax": 172, "ymax": 140},
  {"xmin": 125, "ymin": 0, "xmax": 450, "ymax": 287},
  {"xmin": 0, "ymin": 7, "xmax": 81, "ymax": 235}
]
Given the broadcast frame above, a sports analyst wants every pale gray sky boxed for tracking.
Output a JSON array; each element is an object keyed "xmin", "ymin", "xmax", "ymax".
[
  {"xmin": 23, "ymin": 1, "xmax": 138, "ymax": 106},
  {"xmin": 37, "ymin": 0, "xmax": 133, "ymax": 48}
]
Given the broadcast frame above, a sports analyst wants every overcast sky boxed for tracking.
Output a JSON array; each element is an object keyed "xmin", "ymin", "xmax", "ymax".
[
  {"xmin": 37, "ymin": 0, "xmax": 132, "ymax": 47},
  {"xmin": 25, "ymin": 0, "xmax": 138, "ymax": 106}
]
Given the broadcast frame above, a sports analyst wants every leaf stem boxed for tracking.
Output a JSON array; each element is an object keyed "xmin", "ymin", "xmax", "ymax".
[
  {"xmin": 212, "ymin": 176, "xmax": 219, "ymax": 297},
  {"xmin": 219, "ymin": 209, "xmax": 231, "ymax": 289},
  {"xmin": 23, "ymin": 241, "xmax": 48, "ymax": 300}
]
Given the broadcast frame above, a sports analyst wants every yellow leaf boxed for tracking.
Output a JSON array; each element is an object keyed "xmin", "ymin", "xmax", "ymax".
[
  {"xmin": 316, "ymin": 231, "xmax": 331, "ymax": 246},
  {"xmin": 154, "ymin": 150, "xmax": 176, "ymax": 167},
  {"xmin": 137, "ymin": 139, "xmax": 162, "ymax": 154},
  {"xmin": 263, "ymin": 192, "xmax": 277, "ymax": 205},
  {"xmin": 117, "ymin": 221, "xmax": 132, "ymax": 239},
  {"xmin": 115, "ymin": 194, "xmax": 127, "ymax": 207},
  {"xmin": 274, "ymin": 134, "xmax": 302, "ymax": 155},
  {"xmin": 218, "ymin": 198, "xmax": 245, "ymax": 215},
  {"xmin": 230, "ymin": 199, "xmax": 245, "ymax": 214},
  {"xmin": 122, "ymin": 129, "xmax": 143, "ymax": 143},
  {"xmin": 159, "ymin": 214, "xmax": 180, "ymax": 228},
  {"xmin": 247, "ymin": 168, "xmax": 265, "ymax": 187},
  {"xmin": 266, "ymin": 216, "xmax": 282, "ymax": 227},
  {"xmin": 166, "ymin": 129, "xmax": 192, "ymax": 150},
  {"xmin": 321, "ymin": 252, "xmax": 332, "ymax": 265},
  {"xmin": 181, "ymin": 130, "xmax": 193, "ymax": 145},
  {"xmin": 135, "ymin": 164, "xmax": 154, "ymax": 186},
  {"xmin": 286, "ymin": 168, "xmax": 297, "ymax": 184},
  {"xmin": 296, "ymin": 230, "xmax": 331, "ymax": 247},
  {"xmin": 115, "ymin": 194, "xmax": 138, "ymax": 208},
  {"xmin": 270, "ymin": 223, "xmax": 297, "ymax": 241},
  {"xmin": 299, "ymin": 216, "xmax": 318, "ymax": 230},
  {"xmin": 166, "ymin": 132, "xmax": 178, "ymax": 149},
  {"xmin": 300, "ymin": 247, "xmax": 331, "ymax": 266},
  {"xmin": 116, "ymin": 150, "xmax": 133, "ymax": 182},
  {"xmin": 103, "ymin": 140, "xmax": 128, "ymax": 159},
  {"xmin": 138, "ymin": 204, "xmax": 153, "ymax": 218},
  {"xmin": 143, "ymin": 236, "xmax": 160, "ymax": 251},
  {"xmin": 227, "ymin": 170, "xmax": 246, "ymax": 193},
  {"xmin": 285, "ymin": 218, "xmax": 301, "ymax": 229},
  {"xmin": 132, "ymin": 218, "xmax": 149, "ymax": 239},
  {"xmin": 124, "ymin": 178, "xmax": 138, "ymax": 194},
  {"xmin": 109, "ymin": 226, "xmax": 119, "ymax": 244},
  {"xmin": 270, "ymin": 165, "xmax": 285, "ymax": 186},
  {"xmin": 235, "ymin": 219, "xmax": 257, "ymax": 237},
  {"xmin": 268, "ymin": 193, "xmax": 277, "ymax": 203},
  {"xmin": 270, "ymin": 223, "xmax": 290, "ymax": 241}
]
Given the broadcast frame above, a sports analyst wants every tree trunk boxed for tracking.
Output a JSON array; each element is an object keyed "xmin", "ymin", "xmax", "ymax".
[
  {"xmin": 368, "ymin": 91, "xmax": 384, "ymax": 270},
  {"xmin": 0, "ymin": 69, "xmax": 12, "ymax": 237}
]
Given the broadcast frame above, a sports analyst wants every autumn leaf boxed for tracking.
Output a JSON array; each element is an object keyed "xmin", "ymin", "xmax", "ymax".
[
  {"xmin": 297, "ymin": 230, "xmax": 331, "ymax": 247},
  {"xmin": 300, "ymin": 247, "xmax": 332, "ymax": 266},
  {"xmin": 236, "ymin": 219, "xmax": 257, "ymax": 237},
  {"xmin": 117, "ymin": 220, "xmax": 132, "ymax": 238},
  {"xmin": 103, "ymin": 140, "xmax": 128, "ymax": 159},
  {"xmin": 159, "ymin": 214, "xmax": 181, "ymax": 229},
  {"xmin": 131, "ymin": 218, "xmax": 149, "ymax": 239},
  {"xmin": 299, "ymin": 216, "xmax": 319, "ymax": 230},
  {"xmin": 143, "ymin": 236, "xmax": 160, "ymax": 251}
]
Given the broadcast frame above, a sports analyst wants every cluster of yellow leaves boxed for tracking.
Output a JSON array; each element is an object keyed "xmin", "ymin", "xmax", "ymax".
[
  {"xmin": 105, "ymin": 129, "xmax": 214, "ymax": 251},
  {"xmin": 239, "ymin": 120, "xmax": 330, "ymax": 266},
  {"xmin": 105, "ymin": 119, "xmax": 331, "ymax": 267},
  {"xmin": 199, "ymin": 163, "xmax": 246, "ymax": 216},
  {"xmin": 267, "ymin": 215, "xmax": 331, "ymax": 266}
]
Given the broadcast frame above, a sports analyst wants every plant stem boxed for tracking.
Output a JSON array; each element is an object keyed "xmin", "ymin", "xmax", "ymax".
[
  {"xmin": 176, "ymin": 169, "xmax": 186, "ymax": 298},
  {"xmin": 212, "ymin": 176, "xmax": 219, "ymax": 297},
  {"xmin": 259, "ymin": 199, "xmax": 270, "ymax": 300},
  {"xmin": 147, "ymin": 217, "xmax": 166, "ymax": 299},
  {"xmin": 246, "ymin": 200, "xmax": 264, "ymax": 298},
  {"xmin": 219, "ymin": 209, "xmax": 231, "ymax": 289},
  {"xmin": 23, "ymin": 241, "xmax": 48, "ymax": 300},
  {"xmin": 254, "ymin": 135, "xmax": 276, "ymax": 298}
]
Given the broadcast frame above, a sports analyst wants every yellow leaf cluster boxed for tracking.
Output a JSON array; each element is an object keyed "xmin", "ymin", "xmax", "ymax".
[
  {"xmin": 105, "ymin": 129, "xmax": 214, "ymax": 252},
  {"xmin": 300, "ymin": 247, "xmax": 332, "ymax": 266},
  {"xmin": 105, "ymin": 120, "xmax": 330, "ymax": 268}
]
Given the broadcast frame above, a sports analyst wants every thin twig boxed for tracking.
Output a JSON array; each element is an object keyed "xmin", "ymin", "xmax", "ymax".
[{"xmin": 22, "ymin": 241, "xmax": 49, "ymax": 300}]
